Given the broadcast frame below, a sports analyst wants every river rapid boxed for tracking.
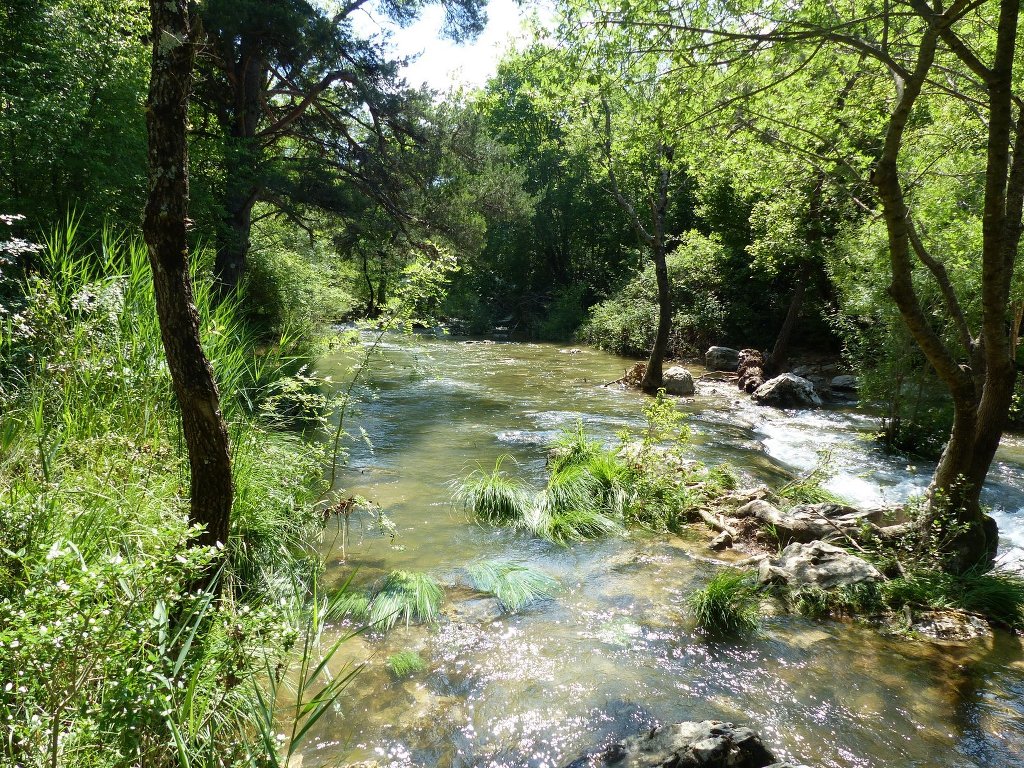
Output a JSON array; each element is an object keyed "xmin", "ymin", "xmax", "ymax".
[{"xmin": 302, "ymin": 332, "xmax": 1024, "ymax": 768}]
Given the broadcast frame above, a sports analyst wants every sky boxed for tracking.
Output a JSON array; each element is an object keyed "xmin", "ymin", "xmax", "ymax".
[{"xmin": 351, "ymin": 0, "xmax": 552, "ymax": 92}]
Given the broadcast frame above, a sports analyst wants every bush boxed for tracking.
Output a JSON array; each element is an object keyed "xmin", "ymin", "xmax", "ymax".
[{"xmin": 579, "ymin": 232, "xmax": 729, "ymax": 358}]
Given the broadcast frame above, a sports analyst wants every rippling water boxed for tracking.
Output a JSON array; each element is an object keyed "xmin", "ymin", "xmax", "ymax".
[{"xmin": 301, "ymin": 333, "xmax": 1024, "ymax": 768}]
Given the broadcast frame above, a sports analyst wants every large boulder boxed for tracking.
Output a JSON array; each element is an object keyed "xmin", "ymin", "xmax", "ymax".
[
  {"xmin": 758, "ymin": 541, "xmax": 882, "ymax": 590},
  {"xmin": 564, "ymin": 720, "xmax": 780, "ymax": 768},
  {"xmin": 735, "ymin": 500, "xmax": 875, "ymax": 544},
  {"xmin": 737, "ymin": 349, "xmax": 766, "ymax": 393},
  {"xmin": 705, "ymin": 346, "xmax": 740, "ymax": 372},
  {"xmin": 830, "ymin": 374, "xmax": 858, "ymax": 392},
  {"xmin": 662, "ymin": 366, "xmax": 696, "ymax": 396},
  {"xmin": 751, "ymin": 374, "xmax": 822, "ymax": 408}
]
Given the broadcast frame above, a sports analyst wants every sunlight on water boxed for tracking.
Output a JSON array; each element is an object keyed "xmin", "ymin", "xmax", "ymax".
[{"xmin": 303, "ymin": 332, "xmax": 1024, "ymax": 768}]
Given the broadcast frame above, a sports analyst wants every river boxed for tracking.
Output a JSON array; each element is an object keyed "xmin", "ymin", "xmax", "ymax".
[{"xmin": 301, "ymin": 332, "xmax": 1024, "ymax": 768}]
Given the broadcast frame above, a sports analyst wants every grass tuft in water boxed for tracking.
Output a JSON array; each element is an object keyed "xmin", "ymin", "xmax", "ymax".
[
  {"xmin": 368, "ymin": 570, "xmax": 445, "ymax": 630},
  {"xmin": 687, "ymin": 570, "xmax": 760, "ymax": 636},
  {"xmin": 386, "ymin": 650, "xmax": 426, "ymax": 678},
  {"xmin": 465, "ymin": 560, "xmax": 560, "ymax": 612},
  {"xmin": 452, "ymin": 455, "xmax": 533, "ymax": 527},
  {"xmin": 549, "ymin": 419, "xmax": 603, "ymax": 473},
  {"xmin": 534, "ymin": 464, "xmax": 623, "ymax": 544}
]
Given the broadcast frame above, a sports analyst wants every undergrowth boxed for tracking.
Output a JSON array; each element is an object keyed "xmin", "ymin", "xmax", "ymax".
[{"xmin": 0, "ymin": 229, "xmax": 347, "ymax": 767}]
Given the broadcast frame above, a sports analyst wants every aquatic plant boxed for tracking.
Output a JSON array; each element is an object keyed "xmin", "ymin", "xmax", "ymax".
[
  {"xmin": 687, "ymin": 570, "xmax": 760, "ymax": 636},
  {"xmin": 386, "ymin": 650, "xmax": 427, "ymax": 678},
  {"xmin": 452, "ymin": 455, "xmax": 533, "ymax": 527},
  {"xmin": 368, "ymin": 570, "xmax": 445, "ymax": 630},
  {"xmin": 465, "ymin": 560, "xmax": 560, "ymax": 612},
  {"xmin": 534, "ymin": 464, "xmax": 624, "ymax": 544},
  {"xmin": 549, "ymin": 419, "xmax": 603, "ymax": 472}
]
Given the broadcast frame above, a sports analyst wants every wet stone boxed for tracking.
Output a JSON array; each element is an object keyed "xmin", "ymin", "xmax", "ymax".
[
  {"xmin": 758, "ymin": 541, "xmax": 882, "ymax": 590},
  {"xmin": 563, "ymin": 720, "xmax": 782, "ymax": 768}
]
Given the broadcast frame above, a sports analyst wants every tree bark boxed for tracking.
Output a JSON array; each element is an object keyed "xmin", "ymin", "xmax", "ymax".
[
  {"xmin": 765, "ymin": 270, "xmax": 807, "ymax": 376},
  {"xmin": 640, "ymin": 243, "xmax": 672, "ymax": 392},
  {"xmin": 145, "ymin": 0, "xmax": 233, "ymax": 589}
]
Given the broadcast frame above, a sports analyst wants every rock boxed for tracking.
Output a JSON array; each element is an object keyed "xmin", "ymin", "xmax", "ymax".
[
  {"xmin": 662, "ymin": 366, "xmax": 696, "ymax": 396},
  {"xmin": 911, "ymin": 609, "xmax": 992, "ymax": 642},
  {"xmin": 748, "ymin": 501, "xmax": 876, "ymax": 544},
  {"xmin": 737, "ymin": 349, "xmax": 766, "ymax": 393},
  {"xmin": 734, "ymin": 499, "xmax": 779, "ymax": 519},
  {"xmin": 565, "ymin": 720, "xmax": 779, "ymax": 768},
  {"xmin": 708, "ymin": 531, "xmax": 734, "ymax": 551},
  {"xmin": 561, "ymin": 348, "xmax": 584, "ymax": 354},
  {"xmin": 758, "ymin": 541, "xmax": 882, "ymax": 590},
  {"xmin": 751, "ymin": 374, "xmax": 822, "ymax": 408},
  {"xmin": 830, "ymin": 374, "xmax": 858, "ymax": 392},
  {"xmin": 705, "ymin": 346, "xmax": 740, "ymax": 372}
]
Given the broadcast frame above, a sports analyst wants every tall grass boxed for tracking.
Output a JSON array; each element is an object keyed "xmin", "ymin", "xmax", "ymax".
[
  {"xmin": 0, "ymin": 228, "xmax": 336, "ymax": 768},
  {"xmin": 367, "ymin": 570, "xmax": 445, "ymax": 630},
  {"xmin": 452, "ymin": 455, "xmax": 533, "ymax": 527}
]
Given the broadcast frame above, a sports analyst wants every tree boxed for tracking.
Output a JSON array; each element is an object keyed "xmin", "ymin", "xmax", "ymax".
[
  {"xmin": 585, "ymin": 0, "xmax": 1024, "ymax": 569},
  {"xmin": 145, "ymin": 0, "xmax": 233, "ymax": 590},
  {"xmin": 192, "ymin": 0, "xmax": 488, "ymax": 293}
]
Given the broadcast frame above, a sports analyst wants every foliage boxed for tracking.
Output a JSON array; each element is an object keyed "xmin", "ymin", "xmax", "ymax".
[
  {"xmin": 464, "ymin": 560, "xmax": 560, "ymax": 613},
  {"xmin": 386, "ymin": 651, "xmax": 426, "ymax": 678},
  {"xmin": 367, "ymin": 571, "xmax": 445, "ymax": 631},
  {"xmin": 687, "ymin": 571, "xmax": 760, "ymax": 637},
  {"xmin": 773, "ymin": 453, "xmax": 844, "ymax": 507},
  {"xmin": 0, "ymin": 228, "xmax": 344, "ymax": 767},
  {"xmin": 881, "ymin": 568, "xmax": 1024, "ymax": 631},
  {"xmin": 452, "ymin": 456, "xmax": 534, "ymax": 527}
]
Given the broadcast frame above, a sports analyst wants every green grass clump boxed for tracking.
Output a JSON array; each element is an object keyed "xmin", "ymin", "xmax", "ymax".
[
  {"xmin": 452, "ymin": 455, "xmax": 533, "ymax": 527},
  {"xmin": 534, "ymin": 465, "xmax": 623, "ymax": 544},
  {"xmin": 386, "ymin": 650, "xmax": 426, "ymax": 678},
  {"xmin": 549, "ymin": 420, "xmax": 603, "ymax": 473},
  {"xmin": 687, "ymin": 570, "xmax": 760, "ymax": 636},
  {"xmin": 368, "ymin": 570, "xmax": 445, "ymax": 630},
  {"xmin": 882, "ymin": 567, "xmax": 1024, "ymax": 629},
  {"xmin": 465, "ymin": 560, "xmax": 560, "ymax": 612}
]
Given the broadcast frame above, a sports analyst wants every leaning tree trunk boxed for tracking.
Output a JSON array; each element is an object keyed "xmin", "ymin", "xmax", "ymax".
[
  {"xmin": 145, "ymin": 0, "xmax": 233, "ymax": 591},
  {"xmin": 765, "ymin": 269, "xmax": 807, "ymax": 377},
  {"xmin": 640, "ymin": 245, "xmax": 672, "ymax": 392},
  {"xmin": 870, "ymin": 0, "xmax": 1024, "ymax": 572}
]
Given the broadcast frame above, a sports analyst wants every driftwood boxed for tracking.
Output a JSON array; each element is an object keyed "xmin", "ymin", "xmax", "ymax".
[{"xmin": 696, "ymin": 507, "xmax": 738, "ymax": 537}]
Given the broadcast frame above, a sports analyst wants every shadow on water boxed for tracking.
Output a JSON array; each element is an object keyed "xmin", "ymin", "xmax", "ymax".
[{"xmin": 301, "ymin": 332, "xmax": 1024, "ymax": 768}]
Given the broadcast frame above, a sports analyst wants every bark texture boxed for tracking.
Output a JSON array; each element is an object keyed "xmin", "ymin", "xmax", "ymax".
[{"xmin": 144, "ymin": 0, "xmax": 233, "ymax": 583}]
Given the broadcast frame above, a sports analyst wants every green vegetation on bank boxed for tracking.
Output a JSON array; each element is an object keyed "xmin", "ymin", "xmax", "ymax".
[{"xmin": 0, "ymin": 231, "xmax": 338, "ymax": 767}]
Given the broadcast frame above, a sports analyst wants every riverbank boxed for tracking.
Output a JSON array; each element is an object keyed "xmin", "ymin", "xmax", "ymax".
[{"xmin": 0, "ymin": 234, "xmax": 335, "ymax": 767}]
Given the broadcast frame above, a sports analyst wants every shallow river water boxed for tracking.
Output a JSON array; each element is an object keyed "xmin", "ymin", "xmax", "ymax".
[{"xmin": 303, "ymin": 333, "xmax": 1024, "ymax": 768}]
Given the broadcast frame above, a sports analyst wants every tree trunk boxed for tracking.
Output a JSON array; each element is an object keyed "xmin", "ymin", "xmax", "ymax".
[
  {"xmin": 214, "ymin": 186, "xmax": 255, "ymax": 294},
  {"xmin": 145, "ymin": 0, "xmax": 233, "ymax": 590},
  {"xmin": 640, "ymin": 244, "xmax": 672, "ymax": 392},
  {"xmin": 766, "ymin": 269, "xmax": 807, "ymax": 376}
]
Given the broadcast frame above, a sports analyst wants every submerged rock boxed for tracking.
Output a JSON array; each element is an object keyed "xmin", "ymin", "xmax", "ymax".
[
  {"xmin": 564, "ymin": 720, "xmax": 781, "ymax": 768},
  {"xmin": 705, "ymin": 346, "xmax": 740, "ymax": 372},
  {"xmin": 911, "ymin": 609, "xmax": 992, "ymax": 642},
  {"xmin": 663, "ymin": 366, "xmax": 696, "ymax": 396},
  {"xmin": 751, "ymin": 374, "xmax": 822, "ymax": 408},
  {"xmin": 758, "ymin": 541, "xmax": 882, "ymax": 590}
]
